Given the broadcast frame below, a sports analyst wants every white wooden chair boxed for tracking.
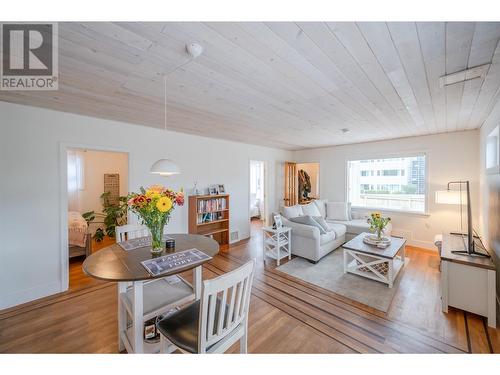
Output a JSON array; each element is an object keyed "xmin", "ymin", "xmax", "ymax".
[
  {"xmin": 115, "ymin": 224, "xmax": 151, "ymax": 243},
  {"xmin": 115, "ymin": 224, "xmax": 195, "ymax": 353},
  {"xmin": 157, "ymin": 259, "xmax": 256, "ymax": 354}
]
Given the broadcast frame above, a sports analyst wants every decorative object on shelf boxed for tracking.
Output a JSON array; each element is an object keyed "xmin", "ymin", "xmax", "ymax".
[
  {"xmin": 127, "ymin": 185, "xmax": 185, "ymax": 254},
  {"xmin": 367, "ymin": 212, "xmax": 391, "ymax": 240},
  {"xmin": 208, "ymin": 185, "xmax": 219, "ymax": 195},
  {"xmin": 192, "ymin": 180, "xmax": 200, "ymax": 195},
  {"xmin": 273, "ymin": 214, "xmax": 283, "ymax": 229},
  {"xmin": 218, "ymin": 184, "xmax": 226, "ymax": 194}
]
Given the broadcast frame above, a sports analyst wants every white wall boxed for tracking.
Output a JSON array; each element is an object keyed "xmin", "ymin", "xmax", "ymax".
[
  {"xmin": 74, "ymin": 150, "xmax": 129, "ymax": 215},
  {"xmin": 293, "ymin": 130, "xmax": 480, "ymax": 249},
  {"xmin": 478, "ymin": 101, "xmax": 500, "ymax": 295},
  {"xmin": 0, "ymin": 101, "xmax": 291, "ymax": 309}
]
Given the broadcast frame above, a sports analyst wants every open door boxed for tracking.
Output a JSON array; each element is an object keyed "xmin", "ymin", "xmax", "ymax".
[{"xmin": 284, "ymin": 162, "xmax": 298, "ymax": 207}]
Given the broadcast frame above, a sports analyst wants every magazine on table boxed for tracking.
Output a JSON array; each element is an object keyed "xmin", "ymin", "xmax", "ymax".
[
  {"xmin": 118, "ymin": 235, "xmax": 174, "ymax": 251},
  {"xmin": 141, "ymin": 248, "xmax": 212, "ymax": 276}
]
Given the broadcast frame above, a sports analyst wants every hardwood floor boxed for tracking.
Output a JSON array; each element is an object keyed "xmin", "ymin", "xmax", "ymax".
[{"xmin": 0, "ymin": 223, "xmax": 498, "ymax": 353}]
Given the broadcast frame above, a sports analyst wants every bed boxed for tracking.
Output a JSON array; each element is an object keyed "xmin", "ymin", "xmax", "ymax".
[{"xmin": 68, "ymin": 211, "xmax": 92, "ymax": 259}]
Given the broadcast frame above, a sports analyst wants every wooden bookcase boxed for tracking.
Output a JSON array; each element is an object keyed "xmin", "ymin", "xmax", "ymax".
[{"xmin": 188, "ymin": 194, "xmax": 229, "ymax": 249}]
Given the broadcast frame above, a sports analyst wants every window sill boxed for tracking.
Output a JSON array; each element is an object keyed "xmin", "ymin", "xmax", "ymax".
[{"xmin": 351, "ymin": 206, "xmax": 430, "ymax": 218}]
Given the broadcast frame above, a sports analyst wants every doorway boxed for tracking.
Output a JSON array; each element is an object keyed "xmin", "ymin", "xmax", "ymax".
[
  {"xmin": 284, "ymin": 162, "xmax": 320, "ymax": 206},
  {"xmin": 249, "ymin": 160, "xmax": 266, "ymax": 234},
  {"xmin": 296, "ymin": 162, "xmax": 320, "ymax": 203},
  {"xmin": 66, "ymin": 148, "xmax": 129, "ymax": 290}
]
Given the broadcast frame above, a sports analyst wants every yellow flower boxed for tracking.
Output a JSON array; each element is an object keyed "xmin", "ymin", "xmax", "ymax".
[
  {"xmin": 156, "ymin": 196, "xmax": 172, "ymax": 212},
  {"xmin": 146, "ymin": 190, "xmax": 161, "ymax": 199}
]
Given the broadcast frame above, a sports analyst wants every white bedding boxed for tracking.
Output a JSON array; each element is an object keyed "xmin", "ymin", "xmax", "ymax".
[{"xmin": 68, "ymin": 211, "xmax": 88, "ymax": 247}]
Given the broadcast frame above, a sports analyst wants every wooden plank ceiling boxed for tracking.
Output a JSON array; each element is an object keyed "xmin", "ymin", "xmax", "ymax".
[{"xmin": 1, "ymin": 22, "xmax": 500, "ymax": 150}]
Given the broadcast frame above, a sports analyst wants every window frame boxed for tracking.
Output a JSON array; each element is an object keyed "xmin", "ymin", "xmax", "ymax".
[{"xmin": 345, "ymin": 152, "xmax": 429, "ymax": 216}]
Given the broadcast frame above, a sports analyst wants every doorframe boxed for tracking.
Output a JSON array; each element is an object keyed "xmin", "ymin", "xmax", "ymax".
[
  {"xmin": 58, "ymin": 141, "xmax": 131, "ymax": 292},
  {"xmin": 248, "ymin": 159, "xmax": 269, "ymax": 230}
]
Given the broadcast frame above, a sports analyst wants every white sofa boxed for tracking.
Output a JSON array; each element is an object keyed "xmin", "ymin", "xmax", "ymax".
[{"xmin": 279, "ymin": 200, "xmax": 392, "ymax": 263}]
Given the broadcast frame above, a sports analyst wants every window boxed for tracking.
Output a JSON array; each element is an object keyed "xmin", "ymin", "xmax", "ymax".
[
  {"xmin": 382, "ymin": 169, "xmax": 398, "ymax": 176},
  {"xmin": 347, "ymin": 155, "xmax": 426, "ymax": 213}
]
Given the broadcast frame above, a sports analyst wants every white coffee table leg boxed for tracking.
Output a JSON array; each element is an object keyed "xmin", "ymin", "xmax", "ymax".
[
  {"xmin": 343, "ymin": 249, "xmax": 348, "ymax": 274},
  {"xmin": 388, "ymin": 260, "xmax": 394, "ymax": 288}
]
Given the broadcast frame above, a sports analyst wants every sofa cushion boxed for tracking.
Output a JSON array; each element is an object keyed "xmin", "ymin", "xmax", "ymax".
[
  {"xmin": 328, "ymin": 223, "xmax": 347, "ymax": 238},
  {"xmin": 312, "ymin": 216, "xmax": 333, "ymax": 233},
  {"xmin": 301, "ymin": 202, "xmax": 321, "ymax": 217},
  {"xmin": 289, "ymin": 215, "xmax": 326, "ymax": 234},
  {"xmin": 313, "ymin": 199, "xmax": 328, "ymax": 218},
  {"xmin": 320, "ymin": 230, "xmax": 336, "ymax": 245},
  {"xmin": 282, "ymin": 204, "xmax": 303, "ymax": 219},
  {"xmin": 326, "ymin": 202, "xmax": 350, "ymax": 221},
  {"xmin": 328, "ymin": 218, "xmax": 392, "ymax": 236}
]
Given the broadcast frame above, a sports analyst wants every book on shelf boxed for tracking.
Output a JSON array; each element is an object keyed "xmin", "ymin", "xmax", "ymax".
[
  {"xmin": 197, "ymin": 197, "xmax": 227, "ymax": 213},
  {"xmin": 198, "ymin": 211, "xmax": 224, "ymax": 224}
]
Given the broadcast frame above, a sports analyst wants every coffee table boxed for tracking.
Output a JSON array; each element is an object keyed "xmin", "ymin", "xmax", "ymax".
[{"xmin": 342, "ymin": 232, "xmax": 406, "ymax": 288}]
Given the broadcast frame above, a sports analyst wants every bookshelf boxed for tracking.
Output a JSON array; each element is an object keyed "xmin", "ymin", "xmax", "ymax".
[{"xmin": 188, "ymin": 194, "xmax": 229, "ymax": 249}]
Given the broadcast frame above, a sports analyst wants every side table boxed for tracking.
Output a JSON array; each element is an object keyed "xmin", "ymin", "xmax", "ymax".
[{"xmin": 262, "ymin": 226, "xmax": 292, "ymax": 266}]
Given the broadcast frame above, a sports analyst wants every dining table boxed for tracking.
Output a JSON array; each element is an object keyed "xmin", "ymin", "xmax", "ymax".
[{"xmin": 83, "ymin": 233, "xmax": 219, "ymax": 354}]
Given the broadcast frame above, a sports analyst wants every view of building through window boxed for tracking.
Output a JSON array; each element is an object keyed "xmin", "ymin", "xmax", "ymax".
[{"xmin": 348, "ymin": 155, "xmax": 426, "ymax": 213}]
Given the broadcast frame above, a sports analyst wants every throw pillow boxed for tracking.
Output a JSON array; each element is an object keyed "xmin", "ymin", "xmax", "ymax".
[
  {"xmin": 313, "ymin": 199, "xmax": 328, "ymax": 218},
  {"xmin": 312, "ymin": 216, "xmax": 333, "ymax": 233},
  {"xmin": 289, "ymin": 215, "xmax": 327, "ymax": 234},
  {"xmin": 282, "ymin": 204, "xmax": 303, "ymax": 219},
  {"xmin": 301, "ymin": 202, "xmax": 321, "ymax": 217},
  {"xmin": 326, "ymin": 202, "xmax": 349, "ymax": 221}
]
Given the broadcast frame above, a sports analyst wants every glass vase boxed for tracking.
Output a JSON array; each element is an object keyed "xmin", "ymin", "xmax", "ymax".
[
  {"xmin": 149, "ymin": 224, "xmax": 164, "ymax": 254},
  {"xmin": 376, "ymin": 228, "xmax": 383, "ymax": 240}
]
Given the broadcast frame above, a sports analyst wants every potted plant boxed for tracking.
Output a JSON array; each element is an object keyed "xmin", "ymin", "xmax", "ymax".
[
  {"xmin": 127, "ymin": 185, "xmax": 184, "ymax": 254},
  {"xmin": 367, "ymin": 212, "xmax": 391, "ymax": 240}
]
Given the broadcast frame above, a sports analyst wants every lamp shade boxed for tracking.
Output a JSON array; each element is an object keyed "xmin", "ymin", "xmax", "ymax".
[
  {"xmin": 435, "ymin": 190, "xmax": 466, "ymax": 205},
  {"xmin": 150, "ymin": 159, "xmax": 180, "ymax": 176}
]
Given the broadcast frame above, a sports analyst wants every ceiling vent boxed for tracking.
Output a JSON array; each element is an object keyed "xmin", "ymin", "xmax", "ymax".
[{"xmin": 439, "ymin": 64, "xmax": 490, "ymax": 88}]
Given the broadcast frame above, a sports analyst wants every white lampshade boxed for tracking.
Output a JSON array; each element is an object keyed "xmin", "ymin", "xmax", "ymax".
[
  {"xmin": 435, "ymin": 190, "xmax": 466, "ymax": 205},
  {"xmin": 150, "ymin": 159, "xmax": 180, "ymax": 176}
]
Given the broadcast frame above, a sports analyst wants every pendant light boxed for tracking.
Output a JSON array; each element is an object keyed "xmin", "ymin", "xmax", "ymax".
[{"xmin": 150, "ymin": 42, "xmax": 203, "ymax": 176}]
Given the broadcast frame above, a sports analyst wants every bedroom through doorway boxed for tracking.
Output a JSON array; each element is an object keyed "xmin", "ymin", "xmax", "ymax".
[
  {"xmin": 66, "ymin": 148, "xmax": 129, "ymax": 290},
  {"xmin": 249, "ymin": 160, "xmax": 267, "ymax": 233}
]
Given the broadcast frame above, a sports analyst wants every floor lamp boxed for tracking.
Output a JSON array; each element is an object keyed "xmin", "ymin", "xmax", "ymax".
[{"xmin": 435, "ymin": 181, "xmax": 490, "ymax": 257}]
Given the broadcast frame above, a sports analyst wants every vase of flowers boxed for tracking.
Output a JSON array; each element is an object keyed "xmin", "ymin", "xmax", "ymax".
[
  {"xmin": 367, "ymin": 212, "xmax": 391, "ymax": 240},
  {"xmin": 127, "ymin": 185, "xmax": 184, "ymax": 254}
]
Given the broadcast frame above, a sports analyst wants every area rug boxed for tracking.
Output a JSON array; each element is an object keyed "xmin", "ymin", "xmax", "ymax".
[{"xmin": 276, "ymin": 248, "xmax": 410, "ymax": 312}]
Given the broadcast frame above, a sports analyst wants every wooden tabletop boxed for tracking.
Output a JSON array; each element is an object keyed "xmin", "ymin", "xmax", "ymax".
[
  {"xmin": 83, "ymin": 233, "xmax": 219, "ymax": 282},
  {"xmin": 440, "ymin": 234, "xmax": 495, "ymax": 270},
  {"xmin": 342, "ymin": 232, "xmax": 406, "ymax": 259}
]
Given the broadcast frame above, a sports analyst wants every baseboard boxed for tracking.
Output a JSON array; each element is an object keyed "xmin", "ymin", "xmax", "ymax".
[
  {"xmin": 0, "ymin": 281, "xmax": 62, "ymax": 310},
  {"xmin": 406, "ymin": 238, "xmax": 436, "ymax": 251}
]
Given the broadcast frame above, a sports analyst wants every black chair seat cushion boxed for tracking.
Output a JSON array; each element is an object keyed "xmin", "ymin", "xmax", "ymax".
[
  {"xmin": 157, "ymin": 300, "xmax": 201, "ymax": 353},
  {"xmin": 157, "ymin": 298, "xmax": 230, "ymax": 353}
]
